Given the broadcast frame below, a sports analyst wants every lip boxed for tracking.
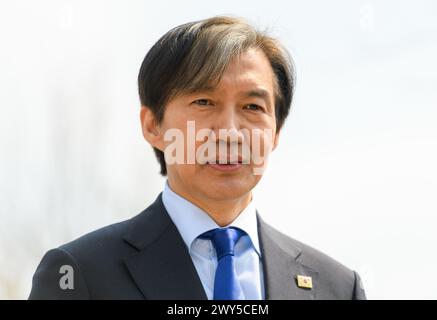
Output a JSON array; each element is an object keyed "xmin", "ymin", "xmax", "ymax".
[{"xmin": 206, "ymin": 162, "xmax": 243, "ymax": 172}]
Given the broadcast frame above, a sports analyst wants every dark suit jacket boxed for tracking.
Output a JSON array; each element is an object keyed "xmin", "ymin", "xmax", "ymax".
[{"xmin": 29, "ymin": 193, "xmax": 366, "ymax": 299}]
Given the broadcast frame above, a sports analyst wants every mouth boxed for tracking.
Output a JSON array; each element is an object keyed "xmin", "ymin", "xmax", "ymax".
[
  {"xmin": 206, "ymin": 159, "xmax": 244, "ymax": 172},
  {"xmin": 206, "ymin": 159, "xmax": 243, "ymax": 164}
]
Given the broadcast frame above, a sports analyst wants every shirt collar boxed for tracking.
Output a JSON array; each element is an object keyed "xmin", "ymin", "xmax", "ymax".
[{"xmin": 161, "ymin": 180, "xmax": 261, "ymax": 257}]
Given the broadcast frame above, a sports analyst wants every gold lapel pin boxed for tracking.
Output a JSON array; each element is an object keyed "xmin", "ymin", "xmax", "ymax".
[{"xmin": 296, "ymin": 275, "xmax": 313, "ymax": 289}]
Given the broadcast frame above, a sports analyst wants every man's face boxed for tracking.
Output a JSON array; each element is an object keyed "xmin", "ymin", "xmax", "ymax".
[{"xmin": 146, "ymin": 48, "xmax": 279, "ymax": 202}]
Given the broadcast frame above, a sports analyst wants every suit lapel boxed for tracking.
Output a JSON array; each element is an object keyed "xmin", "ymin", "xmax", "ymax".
[
  {"xmin": 123, "ymin": 193, "xmax": 207, "ymax": 300},
  {"xmin": 121, "ymin": 192, "xmax": 318, "ymax": 300},
  {"xmin": 257, "ymin": 213, "xmax": 319, "ymax": 300}
]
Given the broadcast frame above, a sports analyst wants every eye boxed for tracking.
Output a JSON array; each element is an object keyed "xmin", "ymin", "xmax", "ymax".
[
  {"xmin": 193, "ymin": 99, "xmax": 212, "ymax": 106},
  {"xmin": 244, "ymin": 104, "xmax": 264, "ymax": 112}
]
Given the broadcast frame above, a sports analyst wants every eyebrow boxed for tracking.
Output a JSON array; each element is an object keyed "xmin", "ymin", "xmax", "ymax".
[
  {"xmin": 192, "ymin": 87, "xmax": 271, "ymax": 101},
  {"xmin": 243, "ymin": 88, "xmax": 271, "ymax": 101}
]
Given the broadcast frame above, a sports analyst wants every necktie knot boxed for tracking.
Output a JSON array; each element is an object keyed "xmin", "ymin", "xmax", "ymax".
[{"xmin": 199, "ymin": 227, "xmax": 245, "ymax": 260}]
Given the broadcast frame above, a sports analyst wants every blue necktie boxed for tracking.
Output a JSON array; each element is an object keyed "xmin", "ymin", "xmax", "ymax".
[{"xmin": 199, "ymin": 227, "xmax": 246, "ymax": 300}]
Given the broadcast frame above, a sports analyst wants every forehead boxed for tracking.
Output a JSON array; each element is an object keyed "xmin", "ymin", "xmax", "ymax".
[
  {"xmin": 185, "ymin": 48, "xmax": 275, "ymax": 97},
  {"xmin": 169, "ymin": 47, "xmax": 277, "ymax": 105}
]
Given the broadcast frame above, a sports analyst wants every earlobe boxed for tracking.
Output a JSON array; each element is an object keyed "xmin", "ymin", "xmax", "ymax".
[
  {"xmin": 272, "ymin": 131, "xmax": 280, "ymax": 151},
  {"xmin": 140, "ymin": 106, "xmax": 164, "ymax": 150}
]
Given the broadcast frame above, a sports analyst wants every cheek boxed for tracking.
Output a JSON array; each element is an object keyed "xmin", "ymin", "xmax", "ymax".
[{"xmin": 246, "ymin": 124, "xmax": 276, "ymax": 156}]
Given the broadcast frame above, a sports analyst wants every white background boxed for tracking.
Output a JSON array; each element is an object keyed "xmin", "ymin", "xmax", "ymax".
[{"xmin": 0, "ymin": 0, "xmax": 436, "ymax": 299}]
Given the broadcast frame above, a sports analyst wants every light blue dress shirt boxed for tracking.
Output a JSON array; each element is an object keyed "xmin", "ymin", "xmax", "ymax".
[{"xmin": 161, "ymin": 180, "xmax": 265, "ymax": 300}]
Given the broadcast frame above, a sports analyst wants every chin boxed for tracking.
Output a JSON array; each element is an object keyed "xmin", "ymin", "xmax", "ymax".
[{"xmin": 199, "ymin": 176, "xmax": 258, "ymax": 200}]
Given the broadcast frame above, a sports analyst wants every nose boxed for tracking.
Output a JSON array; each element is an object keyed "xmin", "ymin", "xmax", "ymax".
[{"xmin": 212, "ymin": 107, "xmax": 244, "ymax": 144}]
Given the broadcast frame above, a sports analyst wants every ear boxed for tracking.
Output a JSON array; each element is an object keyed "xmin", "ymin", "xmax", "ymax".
[
  {"xmin": 140, "ymin": 106, "xmax": 164, "ymax": 151},
  {"xmin": 272, "ymin": 129, "xmax": 280, "ymax": 151}
]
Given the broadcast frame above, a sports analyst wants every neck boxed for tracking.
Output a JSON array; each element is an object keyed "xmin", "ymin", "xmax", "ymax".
[{"xmin": 167, "ymin": 180, "xmax": 252, "ymax": 227}]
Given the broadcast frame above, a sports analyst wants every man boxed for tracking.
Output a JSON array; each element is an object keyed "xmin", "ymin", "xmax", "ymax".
[{"xmin": 29, "ymin": 16, "xmax": 366, "ymax": 300}]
